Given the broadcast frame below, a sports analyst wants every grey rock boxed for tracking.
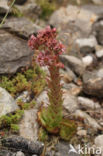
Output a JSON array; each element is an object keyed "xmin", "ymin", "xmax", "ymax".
[
  {"xmin": 60, "ymin": 68, "xmax": 77, "ymax": 83},
  {"xmin": 63, "ymin": 83, "xmax": 82, "ymax": 96},
  {"xmin": 3, "ymin": 17, "xmax": 42, "ymax": 38},
  {"xmin": 92, "ymin": 19, "xmax": 103, "ymax": 45},
  {"xmin": 0, "ymin": 87, "xmax": 19, "ymax": 117},
  {"xmin": 75, "ymin": 36, "xmax": 97, "ymax": 56},
  {"xmin": 19, "ymin": 109, "xmax": 39, "ymax": 141},
  {"xmin": 49, "ymin": 5, "xmax": 97, "ymax": 33},
  {"xmin": 0, "ymin": 29, "xmax": 33, "ymax": 74},
  {"xmin": 60, "ymin": 55, "xmax": 85, "ymax": 76},
  {"xmin": 78, "ymin": 96, "xmax": 101, "ymax": 109},
  {"xmin": 55, "ymin": 141, "xmax": 79, "ymax": 156},
  {"xmin": 63, "ymin": 89, "xmax": 79, "ymax": 113},
  {"xmin": 0, "ymin": 0, "xmax": 10, "ymax": 14},
  {"xmin": 94, "ymin": 135, "xmax": 103, "ymax": 156},
  {"xmin": 49, "ymin": 5, "xmax": 97, "ymax": 47},
  {"xmin": 74, "ymin": 110, "xmax": 101, "ymax": 130},
  {"xmin": 16, "ymin": 151, "xmax": 25, "ymax": 156},
  {"xmin": 82, "ymin": 4, "xmax": 103, "ymax": 15},
  {"xmin": 2, "ymin": 136, "xmax": 44, "ymax": 155},
  {"xmin": 83, "ymin": 69, "xmax": 103, "ymax": 97}
]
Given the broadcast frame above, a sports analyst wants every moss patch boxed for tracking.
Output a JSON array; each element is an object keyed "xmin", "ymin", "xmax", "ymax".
[
  {"xmin": 0, "ymin": 64, "xmax": 46, "ymax": 97},
  {"xmin": 10, "ymin": 124, "xmax": 20, "ymax": 133},
  {"xmin": 0, "ymin": 110, "xmax": 24, "ymax": 133}
]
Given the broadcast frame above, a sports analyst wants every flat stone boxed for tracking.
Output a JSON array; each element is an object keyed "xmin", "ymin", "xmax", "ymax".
[
  {"xmin": 55, "ymin": 141, "xmax": 80, "ymax": 156},
  {"xmin": 74, "ymin": 110, "xmax": 101, "ymax": 130},
  {"xmin": 63, "ymin": 89, "xmax": 79, "ymax": 113},
  {"xmin": 19, "ymin": 109, "xmax": 39, "ymax": 141},
  {"xmin": 63, "ymin": 83, "xmax": 82, "ymax": 96},
  {"xmin": 0, "ymin": 87, "xmax": 19, "ymax": 117},
  {"xmin": 60, "ymin": 55, "xmax": 85, "ymax": 76},
  {"xmin": 0, "ymin": 29, "xmax": 33, "ymax": 74},
  {"xmin": 75, "ymin": 36, "xmax": 97, "ymax": 56},
  {"xmin": 83, "ymin": 4, "xmax": 103, "ymax": 15},
  {"xmin": 75, "ymin": 37, "xmax": 97, "ymax": 48},
  {"xmin": 3, "ymin": 17, "xmax": 42, "ymax": 38},
  {"xmin": 49, "ymin": 5, "xmax": 97, "ymax": 33},
  {"xmin": 2, "ymin": 136, "xmax": 44, "ymax": 155},
  {"xmin": 49, "ymin": 5, "xmax": 97, "ymax": 47},
  {"xmin": 60, "ymin": 68, "xmax": 77, "ymax": 83},
  {"xmin": 78, "ymin": 96, "xmax": 101, "ymax": 109},
  {"xmin": 83, "ymin": 69, "xmax": 103, "ymax": 97},
  {"xmin": 77, "ymin": 130, "xmax": 87, "ymax": 136},
  {"xmin": 92, "ymin": 19, "xmax": 103, "ymax": 45}
]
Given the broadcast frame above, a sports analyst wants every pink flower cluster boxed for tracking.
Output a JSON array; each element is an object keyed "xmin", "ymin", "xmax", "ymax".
[{"xmin": 28, "ymin": 26, "xmax": 65, "ymax": 68}]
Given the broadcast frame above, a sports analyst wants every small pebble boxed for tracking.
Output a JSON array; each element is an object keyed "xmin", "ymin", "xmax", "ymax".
[
  {"xmin": 16, "ymin": 151, "xmax": 25, "ymax": 156},
  {"xmin": 82, "ymin": 55, "xmax": 93, "ymax": 67},
  {"xmin": 96, "ymin": 49, "xmax": 103, "ymax": 58},
  {"xmin": 77, "ymin": 130, "xmax": 87, "ymax": 136}
]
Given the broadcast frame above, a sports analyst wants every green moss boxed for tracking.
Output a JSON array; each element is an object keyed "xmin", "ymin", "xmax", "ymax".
[
  {"xmin": 0, "ymin": 76, "xmax": 16, "ymax": 95},
  {"xmin": 59, "ymin": 119, "xmax": 77, "ymax": 141},
  {"xmin": 10, "ymin": 124, "xmax": 19, "ymax": 133},
  {"xmin": 17, "ymin": 99, "xmax": 36, "ymax": 110},
  {"xmin": 12, "ymin": 73, "xmax": 31, "ymax": 93},
  {"xmin": 0, "ymin": 64, "xmax": 46, "ymax": 97},
  {"xmin": 24, "ymin": 69, "xmax": 35, "ymax": 80},
  {"xmin": 36, "ymin": 0, "xmax": 56, "ymax": 19},
  {"xmin": 38, "ymin": 127, "xmax": 48, "ymax": 142},
  {"xmin": 0, "ymin": 74, "xmax": 30, "ymax": 96},
  {"xmin": 0, "ymin": 110, "xmax": 24, "ymax": 130}
]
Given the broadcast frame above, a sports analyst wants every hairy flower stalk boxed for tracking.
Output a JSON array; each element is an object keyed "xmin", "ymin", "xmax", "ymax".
[{"xmin": 28, "ymin": 26, "xmax": 65, "ymax": 133}]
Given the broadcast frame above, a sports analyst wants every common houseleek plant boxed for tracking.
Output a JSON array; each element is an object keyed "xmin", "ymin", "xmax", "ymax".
[{"xmin": 28, "ymin": 26, "xmax": 76, "ymax": 138}]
